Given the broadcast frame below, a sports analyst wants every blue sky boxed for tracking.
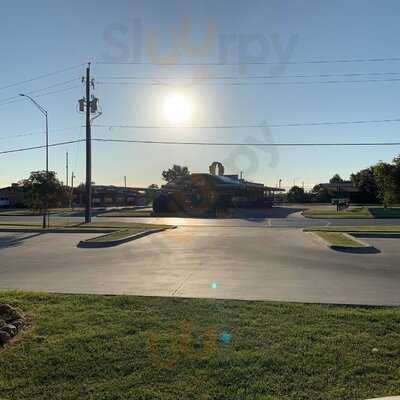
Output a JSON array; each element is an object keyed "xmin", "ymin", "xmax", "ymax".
[{"xmin": 1, "ymin": 0, "xmax": 400, "ymax": 190}]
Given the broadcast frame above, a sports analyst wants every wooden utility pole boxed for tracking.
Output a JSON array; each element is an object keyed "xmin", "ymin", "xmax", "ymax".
[
  {"xmin": 66, "ymin": 151, "xmax": 69, "ymax": 187},
  {"xmin": 124, "ymin": 176, "xmax": 127, "ymax": 206},
  {"xmin": 85, "ymin": 63, "xmax": 92, "ymax": 223},
  {"xmin": 69, "ymin": 172, "xmax": 75, "ymax": 209}
]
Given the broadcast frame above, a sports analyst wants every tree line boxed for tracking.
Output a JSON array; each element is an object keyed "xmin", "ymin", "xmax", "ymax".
[{"xmin": 287, "ymin": 155, "xmax": 400, "ymax": 206}]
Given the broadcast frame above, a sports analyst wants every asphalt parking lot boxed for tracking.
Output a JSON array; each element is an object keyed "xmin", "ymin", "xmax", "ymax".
[{"xmin": 1, "ymin": 227, "xmax": 400, "ymax": 305}]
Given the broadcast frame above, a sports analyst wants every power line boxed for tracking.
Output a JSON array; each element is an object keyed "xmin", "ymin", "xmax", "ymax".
[
  {"xmin": 0, "ymin": 85, "xmax": 82, "ymax": 109},
  {"xmin": 97, "ymin": 71, "xmax": 400, "ymax": 80},
  {"xmin": 5, "ymin": 115, "xmax": 399, "ymax": 142},
  {"xmin": 95, "ymin": 56, "xmax": 400, "ymax": 66},
  {"xmin": 0, "ymin": 78, "xmax": 80, "ymax": 106},
  {"xmin": 2, "ymin": 137, "xmax": 400, "ymax": 156},
  {"xmin": 0, "ymin": 63, "xmax": 85, "ymax": 93},
  {"xmin": 93, "ymin": 138, "xmax": 400, "ymax": 147},
  {"xmin": 0, "ymin": 139, "xmax": 85, "ymax": 155},
  {"xmin": 93, "ymin": 117, "xmax": 400, "ymax": 130},
  {"xmin": 0, "ymin": 126, "xmax": 82, "ymax": 141},
  {"xmin": 97, "ymin": 77, "xmax": 400, "ymax": 86}
]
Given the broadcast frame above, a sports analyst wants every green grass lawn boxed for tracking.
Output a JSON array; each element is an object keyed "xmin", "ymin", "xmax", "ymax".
[
  {"xmin": 1, "ymin": 292, "xmax": 400, "ymax": 400},
  {"xmin": 0, "ymin": 221, "xmax": 171, "ymax": 244},
  {"xmin": 303, "ymin": 206, "xmax": 400, "ymax": 219},
  {"xmin": 304, "ymin": 225, "xmax": 400, "ymax": 233},
  {"xmin": 304, "ymin": 225, "xmax": 400, "ymax": 250},
  {"xmin": 311, "ymin": 231, "xmax": 365, "ymax": 248},
  {"xmin": 0, "ymin": 220, "xmax": 169, "ymax": 230}
]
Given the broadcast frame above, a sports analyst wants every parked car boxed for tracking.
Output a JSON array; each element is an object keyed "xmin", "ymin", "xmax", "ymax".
[{"xmin": 0, "ymin": 197, "xmax": 10, "ymax": 208}]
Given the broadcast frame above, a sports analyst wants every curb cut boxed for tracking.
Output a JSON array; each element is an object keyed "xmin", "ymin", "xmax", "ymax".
[{"xmin": 78, "ymin": 227, "xmax": 176, "ymax": 248}]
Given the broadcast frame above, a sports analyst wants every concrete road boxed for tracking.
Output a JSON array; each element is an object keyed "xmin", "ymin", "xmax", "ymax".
[
  {"xmin": 1, "ymin": 227, "xmax": 400, "ymax": 305},
  {"xmin": 1, "ymin": 214, "xmax": 400, "ymax": 229}
]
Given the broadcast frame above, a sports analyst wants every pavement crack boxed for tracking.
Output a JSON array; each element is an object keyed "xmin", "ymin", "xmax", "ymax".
[{"xmin": 171, "ymin": 270, "xmax": 197, "ymax": 296}]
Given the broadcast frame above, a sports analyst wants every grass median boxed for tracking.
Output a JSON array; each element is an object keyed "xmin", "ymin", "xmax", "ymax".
[
  {"xmin": 310, "ymin": 231, "xmax": 365, "ymax": 248},
  {"xmin": 303, "ymin": 206, "xmax": 400, "ymax": 219},
  {"xmin": 0, "ymin": 220, "xmax": 172, "ymax": 245},
  {"xmin": 305, "ymin": 226, "xmax": 400, "ymax": 250},
  {"xmin": 304, "ymin": 225, "xmax": 400, "ymax": 233},
  {"xmin": 1, "ymin": 291, "xmax": 400, "ymax": 400}
]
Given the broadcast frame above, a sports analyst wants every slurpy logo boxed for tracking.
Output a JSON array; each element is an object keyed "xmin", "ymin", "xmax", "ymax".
[
  {"xmin": 223, "ymin": 122, "xmax": 280, "ymax": 179},
  {"xmin": 101, "ymin": 17, "xmax": 299, "ymax": 75}
]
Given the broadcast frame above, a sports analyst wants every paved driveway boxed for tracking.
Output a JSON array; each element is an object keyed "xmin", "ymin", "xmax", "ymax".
[
  {"xmin": 2, "ymin": 205, "xmax": 400, "ymax": 229},
  {"xmin": 1, "ymin": 227, "xmax": 400, "ymax": 305}
]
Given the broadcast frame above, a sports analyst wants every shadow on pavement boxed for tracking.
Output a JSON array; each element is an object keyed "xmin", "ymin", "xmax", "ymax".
[
  {"xmin": 230, "ymin": 206, "xmax": 307, "ymax": 220},
  {"xmin": 353, "ymin": 233, "xmax": 400, "ymax": 239},
  {"xmin": 331, "ymin": 246, "xmax": 381, "ymax": 254},
  {"xmin": 0, "ymin": 232, "xmax": 45, "ymax": 250},
  {"xmin": 368, "ymin": 207, "xmax": 400, "ymax": 218}
]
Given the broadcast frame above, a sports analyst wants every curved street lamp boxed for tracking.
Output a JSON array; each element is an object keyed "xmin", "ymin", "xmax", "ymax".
[{"xmin": 19, "ymin": 94, "xmax": 49, "ymax": 228}]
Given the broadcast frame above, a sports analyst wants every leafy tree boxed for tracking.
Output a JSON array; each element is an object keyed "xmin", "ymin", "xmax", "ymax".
[
  {"xmin": 372, "ymin": 162, "xmax": 398, "ymax": 208},
  {"xmin": 310, "ymin": 184, "xmax": 332, "ymax": 203},
  {"xmin": 162, "ymin": 165, "xmax": 190, "ymax": 183},
  {"xmin": 350, "ymin": 168, "xmax": 378, "ymax": 203},
  {"xmin": 329, "ymin": 174, "xmax": 344, "ymax": 184},
  {"xmin": 287, "ymin": 186, "xmax": 310, "ymax": 203},
  {"xmin": 21, "ymin": 171, "xmax": 63, "ymax": 211},
  {"xmin": 146, "ymin": 184, "xmax": 159, "ymax": 204}
]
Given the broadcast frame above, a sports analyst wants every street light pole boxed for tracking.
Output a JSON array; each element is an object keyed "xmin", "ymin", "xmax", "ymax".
[{"xmin": 19, "ymin": 94, "xmax": 49, "ymax": 228}]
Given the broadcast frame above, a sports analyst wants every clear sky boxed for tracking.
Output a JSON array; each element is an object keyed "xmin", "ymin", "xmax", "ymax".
[{"xmin": 1, "ymin": 0, "xmax": 400, "ymax": 190}]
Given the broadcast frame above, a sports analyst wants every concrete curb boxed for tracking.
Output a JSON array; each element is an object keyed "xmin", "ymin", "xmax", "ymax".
[
  {"xmin": 366, "ymin": 397, "xmax": 400, "ymax": 400},
  {"xmin": 306, "ymin": 231, "xmax": 376, "ymax": 253},
  {"xmin": 78, "ymin": 227, "xmax": 175, "ymax": 248},
  {"xmin": 0, "ymin": 227, "xmax": 113, "ymax": 234}
]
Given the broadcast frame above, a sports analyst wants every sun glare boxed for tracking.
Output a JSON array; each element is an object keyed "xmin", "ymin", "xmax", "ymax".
[{"xmin": 163, "ymin": 94, "xmax": 192, "ymax": 124}]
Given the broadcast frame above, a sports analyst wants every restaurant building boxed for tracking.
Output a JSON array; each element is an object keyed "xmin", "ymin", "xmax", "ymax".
[{"xmin": 153, "ymin": 163, "xmax": 284, "ymax": 214}]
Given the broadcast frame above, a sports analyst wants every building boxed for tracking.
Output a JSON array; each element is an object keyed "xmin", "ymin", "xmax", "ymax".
[
  {"xmin": 319, "ymin": 181, "xmax": 359, "ymax": 202},
  {"xmin": 0, "ymin": 184, "xmax": 24, "ymax": 208},
  {"xmin": 153, "ymin": 165, "xmax": 284, "ymax": 215},
  {"xmin": 73, "ymin": 185, "xmax": 147, "ymax": 207}
]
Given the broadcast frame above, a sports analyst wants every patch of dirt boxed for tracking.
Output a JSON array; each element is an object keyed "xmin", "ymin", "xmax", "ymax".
[{"xmin": 0, "ymin": 304, "xmax": 27, "ymax": 349}]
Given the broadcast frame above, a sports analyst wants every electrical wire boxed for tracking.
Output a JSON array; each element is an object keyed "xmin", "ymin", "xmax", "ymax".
[
  {"xmin": 5, "ymin": 116, "xmax": 400, "ymax": 144},
  {"xmin": 96, "ymin": 71, "xmax": 400, "ymax": 80},
  {"xmin": 0, "ymin": 63, "xmax": 85, "ymax": 93},
  {"xmin": 0, "ymin": 139, "xmax": 85, "ymax": 155},
  {"xmin": 93, "ymin": 118, "xmax": 400, "ymax": 130},
  {"xmin": 0, "ymin": 126, "xmax": 82, "ymax": 141},
  {"xmin": 97, "ymin": 77, "xmax": 400, "ymax": 86},
  {"xmin": 2, "ymin": 136, "xmax": 400, "ymax": 156},
  {"xmin": 95, "ymin": 56, "xmax": 400, "ymax": 66},
  {"xmin": 92, "ymin": 138, "xmax": 400, "ymax": 147},
  {"xmin": 0, "ymin": 85, "xmax": 82, "ymax": 109},
  {"xmin": 0, "ymin": 78, "xmax": 81, "ymax": 105}
]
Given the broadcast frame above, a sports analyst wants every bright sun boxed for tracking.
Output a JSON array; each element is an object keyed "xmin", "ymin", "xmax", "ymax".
[{"xmin": 163, "ymin": 94, "xmax": 192, "ymax": 124}]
